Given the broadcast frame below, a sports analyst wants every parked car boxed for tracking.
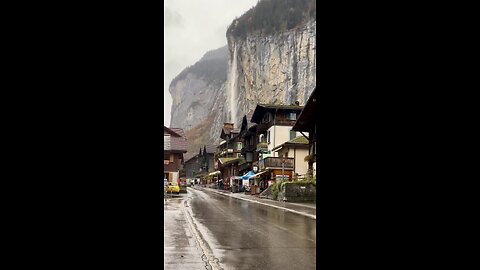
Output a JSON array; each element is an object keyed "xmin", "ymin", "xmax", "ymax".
[{"xmin": 166, "ymin": 181, "xmax": 180, "ymax": 194}]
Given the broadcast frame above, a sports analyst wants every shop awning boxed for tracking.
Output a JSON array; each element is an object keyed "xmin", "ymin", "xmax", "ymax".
[
  {"xmin": 208, "ymin": 171, "xmax": 221, "ymax": 176},
  {"xmin": 248, "ymin": 171, "xmax": 267, "ymax": 179},
  {"xmin": 241, "ymin": 171, "xmax": 255, "ymax": 180}
]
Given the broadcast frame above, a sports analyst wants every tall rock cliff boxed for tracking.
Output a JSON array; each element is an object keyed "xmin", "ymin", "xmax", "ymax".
[
  {"xmin": 169, "ymin": 0, "xmax": 316, "ymax": 158},
  {"xmin": 226, "ymin": 19, "xmax": 316, "ymax": 128},
  {"xmin": 169, "ymin": 46, "xmax": 229, "ymax": 157}
]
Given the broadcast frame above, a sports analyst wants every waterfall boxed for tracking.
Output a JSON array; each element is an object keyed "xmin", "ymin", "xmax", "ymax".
[{"xmin": 228, "ymin": 44, "xmax": 238, "ymax": 126}]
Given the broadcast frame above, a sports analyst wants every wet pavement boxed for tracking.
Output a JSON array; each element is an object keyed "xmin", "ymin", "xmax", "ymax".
[
  {"xmin": 164, "ymin": 193, "xmax": 207, "ymax": 270},
  {"xmin": 203, "ymin": 187, "xmax": 317, "ymax": 219},
  {"xmin": 185, "ymin": 187, "xmax": 316, "ymax": 270}
]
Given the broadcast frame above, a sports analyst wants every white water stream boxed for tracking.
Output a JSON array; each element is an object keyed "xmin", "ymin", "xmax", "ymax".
[{"xmin": 228, "ymin": 45, "xmax": 238, "ymax": 126}]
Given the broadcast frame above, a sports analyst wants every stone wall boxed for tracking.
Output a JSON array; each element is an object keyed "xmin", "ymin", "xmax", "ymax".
[{"xmin": 277, "ymin": 182, "xmax": 316, "ymax": 202}]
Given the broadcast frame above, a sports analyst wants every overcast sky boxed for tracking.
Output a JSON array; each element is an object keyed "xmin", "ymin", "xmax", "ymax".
[{"xmin": 164, "ymin": 0, "xmax": 257, "ymax": 126}]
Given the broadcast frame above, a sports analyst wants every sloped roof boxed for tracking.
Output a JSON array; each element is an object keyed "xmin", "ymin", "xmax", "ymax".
[
  {"xmin": 204, "ymin": 145, "xmax": 217, "ymax": 154},
  {"xmin": 246, "ymin": 110, "xmax": 255, "ymax": 129},
  {"xmin": 164, "ymin": 126, "xmax": 181, "ymax": 137},
  {"xmin": 272, "ymin": 136, "xmax": 309, "ymax": 152},
  {"xmin": 240, "ymin": 110, "xmax": 256, "ymax": 134},
  {"xmin": 251, "ymin": 103, "xmax": 304, "ymax": 123},
  {"xmin": 164, "ymin": 127, "xmax": 187, "ymax": 153},
  {"xmin": 169, "ymin": 128, "xmax": 186, "ymax": 138},
  {"xmin": 289, "ymin": 136, "xmax": 309, "ymax": 144},
  {"xmin": 292, "ymin": 87, "xmax": 317, "ymax": 131}
]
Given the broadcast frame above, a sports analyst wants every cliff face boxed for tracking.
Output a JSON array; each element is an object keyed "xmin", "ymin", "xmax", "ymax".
[
  {"xmin": 226, "ymin": 19, "xmax": 316, "ymax": 128},
  {"xmin": 169, "ymin": 18, "xmax": 316, "ymax": 158},
  {"xmin": 169, "ymin": 46, "xmax": 229, "ymax": 157}
]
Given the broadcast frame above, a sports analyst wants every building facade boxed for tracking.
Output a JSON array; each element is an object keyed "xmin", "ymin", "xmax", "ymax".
[
  {"xmin": 292, "ymin": 87, "xmax": 317, "ymax": 177},
  {"xmin": 272, "ymin": 136, "xmax": 310, "ymax": 178},
  {"xmin": 250, "ymin": 104, "xmax": 305, "ymax": 186},
  {"xmin": 164, "ymin": 126, "xmax": 187, "ymax": 183}
]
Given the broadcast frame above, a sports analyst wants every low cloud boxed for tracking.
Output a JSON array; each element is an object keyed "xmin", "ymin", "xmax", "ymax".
[
  {"xmin": 164, "ymin": 7, "xmax": 184, "ymax": 28},
  {"xmin": 164, "ymin": 0, "xmax": 257, "ymax": 126}
]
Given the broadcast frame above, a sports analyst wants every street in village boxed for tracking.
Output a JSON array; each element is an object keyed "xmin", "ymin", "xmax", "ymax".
[{"xmin": 164, "ymin": 186, "xmax": 316, "ymax": 270}]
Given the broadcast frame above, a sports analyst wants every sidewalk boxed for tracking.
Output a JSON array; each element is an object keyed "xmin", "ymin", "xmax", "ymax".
[{"xmin": 192, "ymin": 186, "xmax": 316, "ymax": 219}]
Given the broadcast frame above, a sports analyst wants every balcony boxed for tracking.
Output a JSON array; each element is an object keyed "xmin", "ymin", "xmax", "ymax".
[
  {"xmin": 261, "ymin": 157, "xmax": 294, "ymax": 170},
  {"xmin": 274, "ymin": 119, "xmax": 297, "ymax": 126}
]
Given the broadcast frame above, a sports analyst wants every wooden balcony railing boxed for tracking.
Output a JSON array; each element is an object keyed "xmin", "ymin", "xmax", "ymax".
[{"xmin": 262, "ymin": 157, "xmax": 294, "ymax": 169}]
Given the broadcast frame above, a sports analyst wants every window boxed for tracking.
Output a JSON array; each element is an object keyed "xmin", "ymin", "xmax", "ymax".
[
  {"xmin": 267, "ymin": 131, "xmax": 271, "ymax": 144},
  {"xmin": 237, "ymin": 142, "xmax": 243, "ymax": 150},
  {"xmin": 288, "ymin": 112, "xmax": 297, "ymax": 120},
  {"xmin": 290, "ymin": 130, "xmax": 296, "ymax": 140}
]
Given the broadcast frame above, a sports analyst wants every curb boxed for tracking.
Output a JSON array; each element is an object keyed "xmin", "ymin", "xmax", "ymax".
[{"xmin": 199, "ymin": 187, "xmax": 316, "ymax": 220}]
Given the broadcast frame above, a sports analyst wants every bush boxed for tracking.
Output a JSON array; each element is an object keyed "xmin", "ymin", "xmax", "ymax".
[{"xmin": 271, "ymin": 181, "xmax": 282, "ymax": 200}]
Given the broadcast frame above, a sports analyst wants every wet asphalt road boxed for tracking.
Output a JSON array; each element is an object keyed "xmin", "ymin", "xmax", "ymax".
[{"xmin": 164, "ymin": 187, "xmax": 316, "ymax": 270}]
